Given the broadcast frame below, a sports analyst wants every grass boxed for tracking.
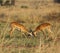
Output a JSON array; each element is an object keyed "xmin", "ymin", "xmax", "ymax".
[
  {"xmin": 0, "ymin": 20, "xmax": 60, "ymax": 53},
  {"xmin": 0, "ymin": 0, "xmax": 60, "ymax": 53}
]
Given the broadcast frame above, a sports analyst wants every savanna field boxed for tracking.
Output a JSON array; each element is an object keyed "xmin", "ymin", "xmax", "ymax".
[{"xmin": 0, "ymin": 0, "xmax": 60, "ymax": 53}]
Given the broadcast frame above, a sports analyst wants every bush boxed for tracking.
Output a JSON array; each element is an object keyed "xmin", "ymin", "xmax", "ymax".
[
  {"xmin": 54, "ymin": 0, "xmax": 60, "ymax": 3},
  {"xmin": 21, "ymin": 5, "xmax": 28, "ymax": 8}
]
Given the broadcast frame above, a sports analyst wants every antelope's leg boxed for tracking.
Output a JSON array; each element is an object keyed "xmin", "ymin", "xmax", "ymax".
[
  {"xmin": 47, "ymin": 27, "xmax": 53, "ymax": 34},
  {"xmin": 10, "ymin": 27, "xmax": 15, "ymax": 37},
  {"xmin": 47, "ymin": 26, "xmax": 53, "ymax": 33},
  {"xmin": 46, "ymin": 26, "xmax": 54, "ymax": 39},
  {"xmin": 41, "ymin": 30, "xmax": 46, "ymax": 39},
  {"xmin": 48, "ymin": 29, "xmax": 54, "ymax": 38}
]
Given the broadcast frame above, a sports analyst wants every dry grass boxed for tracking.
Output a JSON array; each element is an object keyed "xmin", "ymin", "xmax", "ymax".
[{"xmin": 0, "ymin": 0, "xmax": 60, "ymax": 53}]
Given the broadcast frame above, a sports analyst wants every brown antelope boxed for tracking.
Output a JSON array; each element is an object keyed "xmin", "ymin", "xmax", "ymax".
[
  {"xmin": 32, "ymin": 23, "xmax": 53, "ymax": 37},
  {"xmin": 10, "ymin": 22, "xmax": 32, "ymax": 37}
]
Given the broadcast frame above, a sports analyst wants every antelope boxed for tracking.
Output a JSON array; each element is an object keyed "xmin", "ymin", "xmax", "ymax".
[
  {"xmin": 10, "ymin": 22, "xmax": 32, "ymax": 37},
  {"xmin": 32, "ymin": 23, "xmax": 53, "ymax": 38}
]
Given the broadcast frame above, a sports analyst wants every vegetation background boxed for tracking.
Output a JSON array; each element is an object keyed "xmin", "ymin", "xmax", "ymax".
[{"xmin": 0, "ymin": 0, "xmax": 60, "ymax": 53}]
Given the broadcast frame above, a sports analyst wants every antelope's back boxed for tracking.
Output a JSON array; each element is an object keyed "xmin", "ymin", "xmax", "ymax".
[
  {"xmin": 35, "ymin": 23, "xmax": 51, "ymax": 31},
  {"xmin": 11, "ymin": 22, "xmax": 28, "ymax": 32}
]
